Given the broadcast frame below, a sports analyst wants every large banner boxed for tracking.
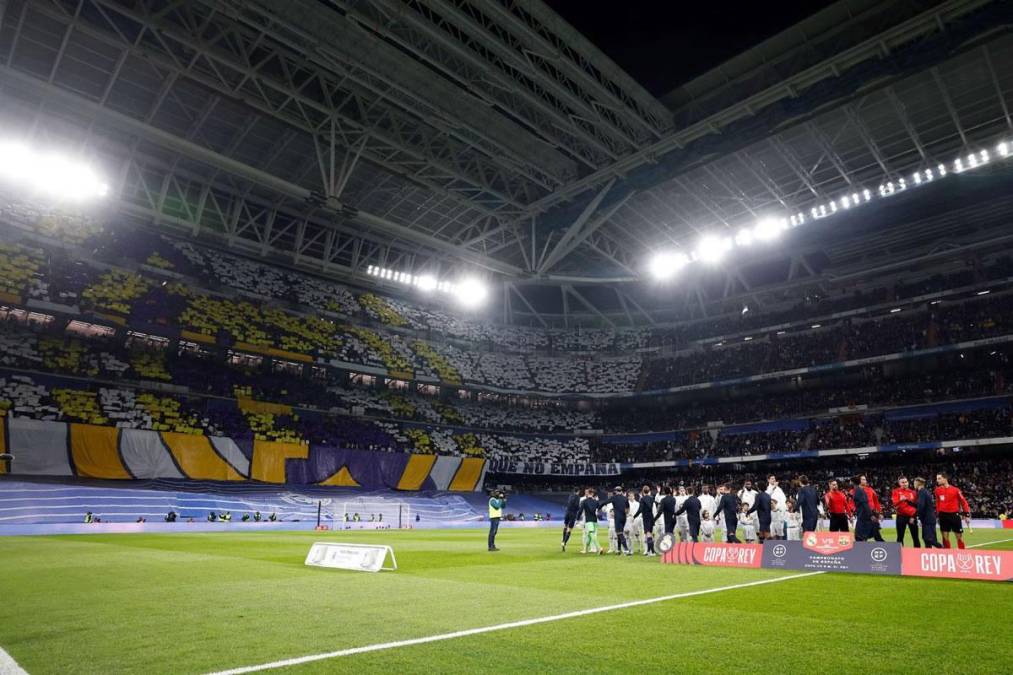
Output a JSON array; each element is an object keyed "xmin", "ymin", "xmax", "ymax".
[
  {"xmin": 659, "ymin": 532, "xmax": 1011, "ymax": 582},
  {"xmin": 486, "ymin": 459, "xmax": 620, "ymax": 476},
  {"xmin": 901, "ymin": 547, "xmax": 1013, "ymax": 582},
  {"xmin": 4, "ymin": 418, "xmax": 486, "ymax": 491},
  {"xmin": 762, "ymin": 533, "xmax": 901, "ymax": 575},
  {"xmin": 660, "ymin": 540, "xmax": 763, "ymax": 568}
]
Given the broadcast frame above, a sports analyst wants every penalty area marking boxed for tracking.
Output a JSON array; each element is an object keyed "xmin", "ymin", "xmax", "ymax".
[
  {"xmin": 207, "ymin": 570, "xmax": 826, "ymax": 675},
  {"xmin": 0, "ymin": 645, "xmax": 28, "ymax": 675}
]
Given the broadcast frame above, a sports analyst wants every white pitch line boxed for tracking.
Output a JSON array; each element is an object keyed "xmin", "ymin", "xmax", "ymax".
[
  {"xmin": 0, "ymin": 645, "xmax": 28, "ymax": 675},
  {"xmin": 966, "ymin": 537, "xmax": 1013, "ymax": 549},
  {"xmin": 207, "ymin": 571, "xmax": 826, "ymax": 675}
]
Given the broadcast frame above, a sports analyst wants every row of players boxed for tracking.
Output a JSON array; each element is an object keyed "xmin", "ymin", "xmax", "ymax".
[{"xmin": 559, "ymin": 473, "xmax": 972, "ymax": 554}]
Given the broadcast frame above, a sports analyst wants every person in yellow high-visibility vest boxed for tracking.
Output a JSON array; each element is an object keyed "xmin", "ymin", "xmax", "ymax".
[{"xmin": 488, "ymin": 490, "xmax": 507, "ymax": 551}]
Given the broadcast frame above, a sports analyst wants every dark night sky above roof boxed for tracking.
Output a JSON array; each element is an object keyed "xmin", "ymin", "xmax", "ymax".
[{"xmin": 545, "ymin": 0, "xmax": 839, "ymax": 97}]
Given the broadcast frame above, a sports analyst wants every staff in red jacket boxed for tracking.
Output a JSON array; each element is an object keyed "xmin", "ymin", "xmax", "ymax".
[
  {"xmin": 891, "ymin": 476, "xmax": 920, "ymax": 547},
  {"xmin": 934, "ymin": 472, "xmax": 971, "ymax": 549},
  {"xmin": 824, "ymin": 479, "xmax": 851, "ymax": 532}
]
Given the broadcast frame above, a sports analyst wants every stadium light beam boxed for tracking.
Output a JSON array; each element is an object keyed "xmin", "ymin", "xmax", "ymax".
[
  {"xmin": 753, "ymin": 217, "xmax": 787, "ymax": 242},
  {"xmin": 0, "ymin": 141, "xmax": 109, "ymax": 200},
  {"xmin": 416, "ymin": 274, "xmax": 438, "ymax": 292},
  {"xmin": 454, "ymin": 277, "xmax": 488, "ymax": 309},
  {"xmin": 693, "ymin": 235, "xmax": 732, "ymax": 264},
  {"xmin": 647, "ymin": 251, "xmax": 689, "ymax": 281}
]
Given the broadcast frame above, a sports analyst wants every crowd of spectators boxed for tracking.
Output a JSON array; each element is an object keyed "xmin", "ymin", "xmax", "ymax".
[
  {"xmin": 4, "ymin": 209, "xmax": 1013, "ymax": 474},
  {"xmin": 640, "ymin": 292, "xmax": 1013, "ymax": 391},
  {"xmin": 2, "ymin": 321, "xmax": 1013, "ymax": 468},
  {"xmin": 603, "ymin": 360, "xmax": 1012, "ymax": 432},
  {"xmin": 589, "ymin": 407, "xmax": 1012, "ymax": 464},
  {"xmin": 518, "ymin": 455, "xmax": 1013, "ymax": 519},
  {"xmin": 5, "ymin": 219, "xmax": 1013, "ymax": 396},
  {"xmin": 643, "ymin": 256, "xmax": 1013, "ymax": 349}
]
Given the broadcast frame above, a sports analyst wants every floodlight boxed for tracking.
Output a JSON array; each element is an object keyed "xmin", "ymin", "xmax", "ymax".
[
  {"xmin": 416, "ymin": 274, "xmax": 438, "ymax": 292},
  {"xmin": 0, "ymin": 141, "xmax": 109, "ymax": 199},
  {"xmin": 693, "ymin": 235, "xmax": 731, "ymax": 264},
  {"xmin": 455, "ymin": 277, "xmax": 488, "ymax": 308},
  {"xmin": 648, "ymin": 251, "xmax": 690, "ymax": 281},
  {"xmin": 753, "ymin": 217, "xmax": 785, "ymax": 242},
  {"xmin": 734, "ymin": 228, "xmax": 754, "ymax": 247}
]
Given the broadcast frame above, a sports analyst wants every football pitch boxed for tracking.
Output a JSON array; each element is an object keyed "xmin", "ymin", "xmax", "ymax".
[{"xmin": 1, "ymin": 528, "xmax": 1011, "ymax": 674}]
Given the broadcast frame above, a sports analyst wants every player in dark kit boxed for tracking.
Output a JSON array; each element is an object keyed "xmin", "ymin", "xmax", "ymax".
[
  {"xmin": 796, "ymin": 475, "xmax": 820, "ymax": 533},
  {"xmin": 714, "ymin": 484, "xmax": 740, "ymax": 543},
  {"xmin": 914, "ymin": 477, "xmax": 942, "ymax": 548},
  {"xmin": 604, "ymin": 486, "xmax": 631, "ymax": 556},
  {"xmin": 850, "ymin": 476, "xmax": 876, "ymax": 542},
  {"xmin": 673, "ymin": 486, "xmax": 702, "ymax": 542},
  {"xmin": 859, "ymin": 475, "xmax": 885, "ymax": 542},
  {"xmin": 659, "ymin": 485, "xmax": 677, "ymax": 535},
  {"xmin": 747, "ymin": 488, "xmax": 772, "ymax": 541},
  {"xmin": 561, "ymin": 487, "xmax": 582, "ymax": 552},
  {"xmin": 934, "ymin": 473, "xmax": 971, "ymax": 549},
  {"xmin": 639, "ymin": 485, "xmax": 657, "ymax": 555}
]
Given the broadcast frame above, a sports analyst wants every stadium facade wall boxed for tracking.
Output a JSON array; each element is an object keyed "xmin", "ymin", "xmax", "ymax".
[{"xmin": 1, "ymin": 417, "xmax": 486, "ymax": 491}]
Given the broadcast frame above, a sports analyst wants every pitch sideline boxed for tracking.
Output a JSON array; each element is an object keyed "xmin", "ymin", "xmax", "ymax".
[
  {"xmin": 207, "ymin": 570, "xmax": 826, "ymax": 674},
  {"xmin": 0, "ymin": 645, "xmax": 28, "ymax": 675}
]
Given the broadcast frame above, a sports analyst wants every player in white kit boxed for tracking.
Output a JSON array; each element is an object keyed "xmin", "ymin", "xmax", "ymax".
[
  {"xmin": 786, "ymin": 499, "xmax": 802, "ymax": 541},
  {"xmin": 653, "ymin": 484, "xmax": 666, "ymax": 543},
  {"xmin": 626, "ymin": 489, "xmax": 644, "ymax": 554},
  {"xmin": 674, "ymin": 485, "xmax": 691, "ymax": 542},
  {"xmin": 738, "ymin": 479, "xmax": 759, "ymax": 511},
  {"xmin": 766, "ymin": 475, "xmax": 788, "ymax": 540},
  {"xmin": 698, "ymin": 485, "xmax": 718, "ymax": 541},
  {"xmin": 740, "ymin": 503, "xmax": 758, "ymax": 543},
  {"xmin": 603, "ymin": 499, "xmax": 617, "ymax": 553},
  {"xmin": 699, "ymin": 511, "xmax": 716, "ymax": 542}
]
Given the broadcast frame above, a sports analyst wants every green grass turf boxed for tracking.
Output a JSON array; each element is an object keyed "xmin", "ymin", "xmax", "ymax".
[{"xmin": 0, "ymin": 528, "xmax": 1011, "ymax": 674}]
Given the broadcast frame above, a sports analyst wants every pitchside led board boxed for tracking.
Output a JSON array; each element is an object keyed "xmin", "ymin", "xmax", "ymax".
[{"xmin": 661, "ymin": 532, "xmax": 1012, "ymax": 582}]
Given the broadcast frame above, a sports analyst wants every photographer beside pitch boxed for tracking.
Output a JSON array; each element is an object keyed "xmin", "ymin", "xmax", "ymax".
[{"xmin": 488, "ymin": 489, "xmax": 507, "ymax": 551}]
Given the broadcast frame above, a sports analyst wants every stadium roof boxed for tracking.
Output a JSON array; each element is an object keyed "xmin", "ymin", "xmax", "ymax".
[{"xmin": 0, "ymin": 0, "xmax": 1011, "ymax": 327}]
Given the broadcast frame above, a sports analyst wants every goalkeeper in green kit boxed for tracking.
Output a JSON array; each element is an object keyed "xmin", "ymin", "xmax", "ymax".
[{"xmin": 580, "ymin": 488, "xmax": 604, "ymax": 554}]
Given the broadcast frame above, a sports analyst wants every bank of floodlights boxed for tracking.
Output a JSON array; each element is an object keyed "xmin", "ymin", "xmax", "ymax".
[
  {"xmin": 647, "ymin": 137, "xmax": 1012, "ymax": 282},
  {"xmin": 366, "ymin": 265, "xmax": 488, "ymax": 309}
]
